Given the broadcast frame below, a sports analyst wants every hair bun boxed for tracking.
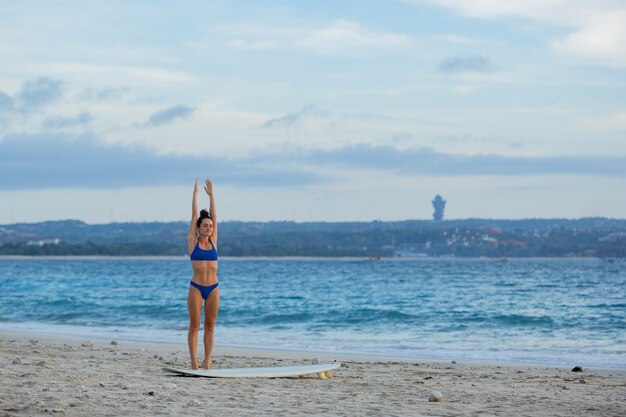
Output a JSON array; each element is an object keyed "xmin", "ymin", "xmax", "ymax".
[{"xmin": 199, "ymin": 209, "xmax": 209, "ymax": 218}]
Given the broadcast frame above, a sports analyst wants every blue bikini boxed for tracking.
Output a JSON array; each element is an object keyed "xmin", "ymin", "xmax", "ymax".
[
  {"xmin": 190, "ymin": 281, "xmax": 218, "ymax": 299},
  {"xmin": 190, "ymin": 240, "xmax": 218, "ymax": 261},
  {"xmin": 189, "ymin": 240, "xmax": 218, "ymax": 299}
]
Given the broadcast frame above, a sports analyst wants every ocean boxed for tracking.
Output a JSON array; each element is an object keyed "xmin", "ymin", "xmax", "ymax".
[{"xmin": 0, "ymin": 257, "xmax": 624, "ymax": 368}]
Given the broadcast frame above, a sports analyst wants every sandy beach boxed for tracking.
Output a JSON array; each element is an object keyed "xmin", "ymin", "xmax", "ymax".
[{"xmin": 1, "ymin": 332, "xmax": 624, "ymax": 416}]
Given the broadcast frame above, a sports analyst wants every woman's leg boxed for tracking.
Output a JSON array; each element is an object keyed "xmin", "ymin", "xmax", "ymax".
[
  {"xmin": 187, "ymin": 285, "xmax": 203, "ymax": 369},
  {"xmin": 202, "ymin": 288, "xmax": 220, "ymax": 369}
]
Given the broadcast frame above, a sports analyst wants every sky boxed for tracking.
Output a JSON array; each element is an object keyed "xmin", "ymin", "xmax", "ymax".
[{"xmin": 1, "ymin": 0, "xmax": 625, "ymax": 224}]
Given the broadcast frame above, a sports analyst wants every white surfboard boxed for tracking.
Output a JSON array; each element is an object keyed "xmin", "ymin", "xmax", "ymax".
[{"xmin": 162, "ymin": 362, "xmax": 341, "ymax": 379}]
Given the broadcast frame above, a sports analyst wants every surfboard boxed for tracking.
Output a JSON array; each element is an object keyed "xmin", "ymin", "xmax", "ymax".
[{"xmin": 162, "ymin": 362, "xmax": 341, "ymax": 379}]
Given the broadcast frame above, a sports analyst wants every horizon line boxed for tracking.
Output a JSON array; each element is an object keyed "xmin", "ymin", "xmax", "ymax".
[{"xmin": 2, "ymin": 216, "xmax": 626, "ymax": 226}]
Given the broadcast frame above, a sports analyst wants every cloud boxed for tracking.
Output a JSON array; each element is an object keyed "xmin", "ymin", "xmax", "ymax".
[
  {"xmin": 438, "ymin": 54, "xmax": 495, "ymax": 73},
  {"xmin": 1, "ymin": 134, "xmax": 624, "ymax": 193},
  {"xmin": 228, "ymin": 39, "xmax": 276, "ymax": 50},
  {"xmin": 42, "ymin": 112, "xmax": 93, "ymax": 129},
  {"xmin": 450, "ymin": 85, "xmax": 480, "ymax": 94},
  {"xmin": 407, "ymin": 0, "xmax": 626, "ymax": 67},
  {"xmin": 552, "ymin": 10, "xmax": 626, "ymax": 67},
  {"xmin": 0, "ymin": 133, "xmax": 325, "ymax": 190},
  {"xmin": 576, "ymin": 112, "xmax": 626, "ymax": 132},
  {"xmin": 17, "ymin": 77, "xmax": 63, "ymax": 108},
  {"xmin": 261, "ymin": 104, "xmax": 328, "ymax": 128},
  {"xmin": 222, "ymin": 20, "xmax": 410, "ymax": 55},
  {"xmin": 406, "ymin": 0, "xmax": 570, "ymax": 20},
  {"xmin": 291, "ymin": 144, "xmax": 626, "ymax": 177},
  {"xmin": 144, "ymin": 105, "xmax": 195, "ymax": 127},
  {"xmin": 44, "ymin": 63, "xmax": 194, "ymax": 83},
  {"xmin": 0, "ymin": 91, "xmax": 14, "ymax": 112},
  {"xmin": 298, "ymin": 20, "xmax": 411, "ymax": 54},
  {"xmin": 78, "ymin": 87, "xmax": 130, "ymax": 102},
  {"xmin": 436, "ymin": 34, "xmax": 481, "ymax": 45}
]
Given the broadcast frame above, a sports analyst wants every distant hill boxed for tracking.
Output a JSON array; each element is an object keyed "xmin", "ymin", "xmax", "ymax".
[{"xmin": 1, "ymin": 218, "xmax": 625, "ymax": 257}]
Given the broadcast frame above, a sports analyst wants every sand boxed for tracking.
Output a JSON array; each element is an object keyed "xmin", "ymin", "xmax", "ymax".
[{"xmin": 1, "ymin": 332, "xmax": 625, "ymax": 417}]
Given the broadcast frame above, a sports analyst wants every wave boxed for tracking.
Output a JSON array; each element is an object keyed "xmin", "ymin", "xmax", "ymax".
[{"xmin": 460, "ymin": 313, "xmax": 555, "ymax": 327}]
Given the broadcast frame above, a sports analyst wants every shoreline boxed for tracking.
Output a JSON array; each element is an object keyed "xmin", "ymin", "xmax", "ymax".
[
  {"xmin": 0, "ymin": 330, "xmax": 599, "ymax": 370},
  {"xmin": 3, "ymin": 323, "xmax": 624, "ymax": 370},
  {"xmin": 3, "ymin": 330, "xmax": 625, "ymax": 416}
]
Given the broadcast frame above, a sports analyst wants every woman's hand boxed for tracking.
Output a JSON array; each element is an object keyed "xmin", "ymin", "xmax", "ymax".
[
  {"xmin": 204, "ymin": 179, "xmax": 213, "ymax": 195},
  {"xmin": 194, "ymin": 178, "xmax": 199, "ymax": 194}
]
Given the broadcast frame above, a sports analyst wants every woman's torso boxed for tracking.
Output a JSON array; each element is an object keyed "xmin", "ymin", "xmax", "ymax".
[{"xmin": 190, "ymin": 239, "xmax": 218, "ymax": 285}]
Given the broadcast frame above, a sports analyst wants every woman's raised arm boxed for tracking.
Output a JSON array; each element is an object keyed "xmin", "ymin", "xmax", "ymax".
[
  {"xmin": 187, "ymin": 178, "xmax": 199, "ymax": 254},
  {"xmin": 204, "ymin": 179, "xmax": 217, "ymax": 244}
]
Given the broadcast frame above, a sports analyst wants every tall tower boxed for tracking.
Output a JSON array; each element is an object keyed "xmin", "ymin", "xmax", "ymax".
[{"xmin": 432, "ymin": 195, "xmax": 446, "ymax": 221}]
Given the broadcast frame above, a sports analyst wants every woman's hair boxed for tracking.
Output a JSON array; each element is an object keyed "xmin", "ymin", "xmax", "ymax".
[{"xmin": 196, "ymin": 209, "xmax": 212, "ymax": 227}]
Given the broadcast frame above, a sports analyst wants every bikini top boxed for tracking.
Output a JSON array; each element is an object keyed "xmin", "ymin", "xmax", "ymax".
[{"xmin": 190, "ymin": 240, "xmax": 218, "ymax": 261}]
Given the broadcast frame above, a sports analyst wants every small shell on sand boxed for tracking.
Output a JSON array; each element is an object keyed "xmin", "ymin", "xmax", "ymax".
[
  {"xmin": 429, "ymin": 391, "xmax": 443, "ymax": 402},
  {"xmin": 81, "ymin": 341, "xmax": 96, "ymax": 347},
  {"xmin": 110, "ymin": 340, "xmax": 119, "ymax": 345},
  {"xmin": 12, "ymin": 356, "xmax": 22, "ymax": 364},
  {"xmin": 162, "ymin": 383, "xmax": 177, "ymax": 391}
]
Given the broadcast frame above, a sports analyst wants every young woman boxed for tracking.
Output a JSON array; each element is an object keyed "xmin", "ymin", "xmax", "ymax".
[{"xmin": 187, "ymin": 178, "xmax": 220, "ymax": 369}]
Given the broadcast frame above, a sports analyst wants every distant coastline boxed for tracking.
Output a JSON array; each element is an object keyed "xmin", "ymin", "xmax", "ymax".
[{"xmin": 1, "ymin": 218, "xmax": 625, "ymax": 258}]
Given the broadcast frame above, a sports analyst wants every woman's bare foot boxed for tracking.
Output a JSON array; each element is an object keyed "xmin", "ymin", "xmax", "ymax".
[
  {"xmin": 191, "ymin": 358, "xmax": 199, "ymax": 370},
  {"xmin": 201, "ymin": 358, "xmax": 211, "ymax": 369}
]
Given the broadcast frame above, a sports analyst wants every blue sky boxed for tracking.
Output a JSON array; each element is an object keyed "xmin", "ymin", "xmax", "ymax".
[{"xmin": 1, "ymin": 0, "xmax": 625, "ymax": 223}]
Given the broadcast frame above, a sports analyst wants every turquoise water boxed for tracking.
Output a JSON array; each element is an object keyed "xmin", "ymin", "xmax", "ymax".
[{"xmin": 0, "ymin": 258, "xmax": 624, "ymax": 368}]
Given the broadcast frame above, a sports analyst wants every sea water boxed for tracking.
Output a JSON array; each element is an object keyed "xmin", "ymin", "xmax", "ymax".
[{"xmin": 0, "ymin": 257, "xmax": 624, "ymax": 368}]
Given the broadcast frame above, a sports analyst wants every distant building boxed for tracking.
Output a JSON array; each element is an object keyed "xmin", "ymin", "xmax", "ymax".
[{"xmin": 432, "ymin": 195, "xmax": 446, "ymax": 221}]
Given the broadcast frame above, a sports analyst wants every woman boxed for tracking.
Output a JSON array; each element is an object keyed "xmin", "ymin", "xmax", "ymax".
[{"xmin": 187, "ymin": 178, "xmax": 220, "ymax": 369}]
